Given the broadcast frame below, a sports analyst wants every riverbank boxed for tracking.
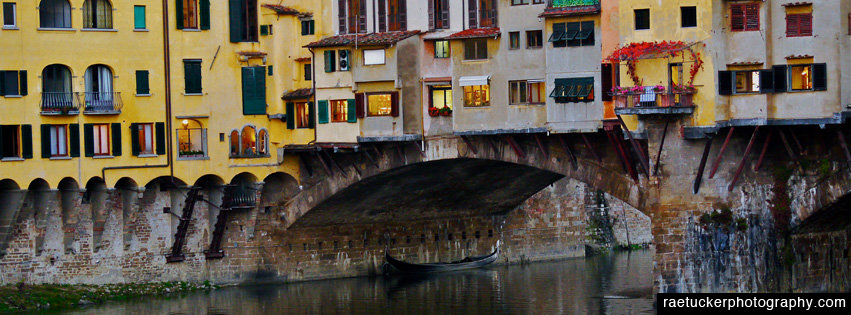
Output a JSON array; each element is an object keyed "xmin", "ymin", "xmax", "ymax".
[{"xmin": 0, "ymin": 281, "xmax": 219, "ymax": 312}]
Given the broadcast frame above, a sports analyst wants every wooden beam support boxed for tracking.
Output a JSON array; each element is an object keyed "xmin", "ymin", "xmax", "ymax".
[
  {"xmin": 534, "ymin": 134, "xmax": 549, "ymax": 159},
  {"xmin": 362, "ymin": 149, "xmax": 379, "ymax": 168},
  {"xmin": 460, "ymin": 135, "xmax": 478, "ymax": 156},
  {"xmin": 709, "ymin": 127, "xmax": 735, "ymax": 179},
  {"xmin": 754, "ymin": 129, "xmax": 773, "ymax": 171},
  {"xmin": 558, "ymin": 134, "xmax": 578, "ymax": 170},
  {"xmin": 836, "ymin": 129, "xmax": 851, "ymax": 169},
  {"xmin": 298, "ymin": 153, "xmax": 314, "ymax": 177},
  {"xmin": 394, "ymin": 143, "xmax": 406, "ymax": 164},
  {"xmin": 693, "ymin": 134, "xmax": 714, "ymax": 194},
  {"xmin": 350, "ymin": 156, "xmax": 363, "ymax": 177},
  {"xmin": 485, "ymin": 136, "xmax": 499, "ymax": 155},
  {"xmin": 316, "ymin": 151, "xmax": 334, "ymax": 176},
  {"xmin": 322, "ymin": 151, "xmax": 348, "ymax": 177},
  {"xmin": 607, "ymin": 131, "xmax": 637, "ymax": 181},
  {"xmin": 370, "ymin": 144, "xmax": 384, "ymax": 158},
  {"xmin": 616, "ymin": 115, "xmax": 650, "ymax": 178},
  {"xmin": 790, "ymin": 128, "xmax": 804, "ymax": 155},
  {"xmin": 411, "ymin": 141, "xmax": 427, "ymax": 158},
  {"xmin": 505, "ymin": 135, "xmax": 526, "ymax": 159},
  {"xmin": 581, "ymin": 134, "xmax": 602, "ymax": 163},
  {"xmin": 728, "ymin": 126, "xmax": 760, "ymax": 192},
  {"xmin": 653, "ymin": 117, "xmax": 671, "ymax": 176}
]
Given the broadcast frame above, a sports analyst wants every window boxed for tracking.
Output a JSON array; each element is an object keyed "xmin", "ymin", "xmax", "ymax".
[
  {"xmin": 551, "ymin": 22, "xmax": 593, "ymax": 47},
  {"xmin": 339, "ymin": 0, "xmax": 366, "ymax": 34},
  {"xmin": 434, "ymin": 40, "xmax": 450, "ymax": 58},
  {"xmin": 1, "ymin": 125, "xmax": 21, "ymax": 158},
  {"xmin": 789, "ymin": 65, "xmax": 812, "ymax": 91},
  {"xmin": 367, "ymin": 94, "xmax": 392, "ymax": 116},
  {"xmin": 136, "ymin": 123, "xmax": 153, "ymax": 155},
  {"xmin": 134, "ymin": 5, "xmax": 146, "ymax": 30},
  {"xmin": 184, "ymin": 60, "xmax": 202, "ymax": 94},
  {"xmin": 429, "ymin": 0, "xmax": 449, "ymax": 29},
  {"xmin": 730, "ymin": 4, "xmax": 759, "ymax": 32},
  {"xmin": 47, "ymin": 125, "xmax": 68, "ymax": 157},
  {"xmin": 330, "ymin": 100, "xmax": 348, "ymax": 122},
  {"xmin": 635, "ymin": 9, "xmax": 650, "ymax": 30},
  {"xmin": 41, "ymin": 65, "xmax": 73, "ymax": 111},
  {"xmin": 469, "ymin": 0, "xmax": 497, "ymax": 28},
  {"xmin": 84, "ymin": 65, "xmax": 114, "ymax": 112},
  {"xmin": 92, "ymin": 124, "xmax": 110, "ymax": 156},
  {"xmin": 464, "ymin": 39, "xmax": 488, "ymax": 60},
  {"xmin": 324, "ymin": 50, "xmax": 337, "ymax": 72},
  {"xmin": 257, "ymin": 129, "xmax": 267, "ymax": 156},
  {"xmin": 681, "ymin": 6, "xmax": 696, "ymax": 28},
  {"xmin": 182, "ymin": 0, "xmax": 199, "ymax": 29},
  {"xmin": 301, "ymin": 20, "xmax": 314, "ymax": 35},
  {"xmin": 509, "ymin": 80, "xmax": 545, "ymax": 104},
  {"xmin": 296, "ymin": 102, "xmax": 310, "ymax": 128},
  {"xmin": 230, "ymin": 0, "xmax": 257, "ymax": 41},
  {"xmin": 430, "ymin": 85, "xmax": 452, "ymax": 109},
  {"xmin": 136, "ymin": 70, "xmax": 150, "ymax": 95},
  {"xmin": 463, "ymin": 85, "xmax": 490, "ymax": 107},
  {"xmin": 735, "ymin": 71, "xmax": 760, "ymax": 94},
  {"xmin": 364, "ymin": 49, "xmax": 386, "ymax": 65},
  {"xmin": 229, "ymin": 130, "xmax": 239, "ymax": 156},
  {"xmin": 383, "ymin": 0, "xmax": 407, "ymax": 32},
  {"xmin": 511, "ymin": 0, "xmax": 529, "ymax": 5},
  {"xmin": 39, "ymin": 0, "xmax": 71, "ymax": 28},
  {"xmin": 509, "ymin": 32, "xmax": 520, "ymax": 49},
  {"xmin": 786, "ymin": 13, "xmax": 813, "ymax": 37},
  {"xmin": 3, "ymin": 2, "xmax": 15, "ymax": 27},
  {"xmin": 526, "ymin": 30, "xmax": 542, "ymax": 48},
  {"xmin": 241, "ymin": 67, "xmax": 266, "ymax": 115},
  {"xmin": 82, "ymin": 0, "xmax": 112, "ymax": 29},
  {"xmin": 239, "ymin": 126, "xmax": 256, "ymax": 155},
  {"xmin": 533, "ymin": 0, "xmax": 544, "ymax": 3},
  {"xmin": 304, "ymin": 64, "xmax": 312, "ymax": 81},
  {"xmin": 0, "ymin": 70, "xmax": 26, "ymax": 97},
  {"xmin": 551, "ymin": 77, "xmax": 594, "ymax": 103},
  {"xmin": 177, "ymin": 121, "xmax": 206, "ymax": 158}
]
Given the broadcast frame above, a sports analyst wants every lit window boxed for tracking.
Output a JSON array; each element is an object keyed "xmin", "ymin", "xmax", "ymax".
[
  {"xmin": 230, "ymin": 130, "xmax": 239, "ymax": 156},
  {"xmin": 257, "ymin": 129, "xmax": 267, "ymax": 156},
  {"xmin": 93, "ymin": 124, "xmax": 110, "ymax": 156},
  {"xmin": 136, "ymin": 123, "xmax": 153, "ymax": 155},
  {"xmin": 434, "ymin": 40, "xmax": 450, "ymax": 58},
  {"xmin": 367, "ymin": 94, "xmax": 392, "ymax": 116},
  {"xmin": 296, "ymin": 102, "xmax": 310, "ymax": 128},
  {"xmin": 463, "ymin": 85, "xmax": 490, "ymax": 107},
  {"xmin": 241, "ymin": 126, "xmax": 256, "ymax": 155},
  {"xmin": 177, "ymin": 121, "xmax": 206, "ymax": 158},
  {"xmin": 430, "ymin": 85, "xmax": 452, "ymax": 109},
  {"xmin": 790, "ymin": 65, "xmax": 812, "ymax": 91},
  {"xmin": 735, "ymin": 71, "xmax": 760, "ymax": 93},
  {"xmin": 331, "ymin": 100, "xmax": 348, "ymax": 122}
]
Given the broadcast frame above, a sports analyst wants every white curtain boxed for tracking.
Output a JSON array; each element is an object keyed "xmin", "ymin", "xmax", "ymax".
[
  {"xmin": 99, "ymin": 66, "xmax": 112, "ymax": 101},
  {"xmin": 143, "ymin": 124, "xmax": 153, "ymax": 154},
  {"xmin": 57, "ymin": 126, "xmax": 67, "ymax": 155},
  {"xmin": 50, "ymin": 127, "xmax": 58, "ymax": 156}
]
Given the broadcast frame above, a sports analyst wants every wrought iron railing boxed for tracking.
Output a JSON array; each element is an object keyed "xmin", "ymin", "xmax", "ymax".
[
  {"xmin": 39, "ymin": 92, "xmax": 80, "ymax": 114},
  {"xmin": 81, "ymin": 92, "xmax": 123, "ymax": 114},
  {"xmin": 613, "ymin": 89, "xmax": 696, "ymax": 109},
  {"xmin": 222, "ymin": 185, "xmax": 256, "ymax": 209}
]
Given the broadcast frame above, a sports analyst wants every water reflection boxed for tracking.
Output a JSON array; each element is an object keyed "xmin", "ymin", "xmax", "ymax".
[{"xmin": 52, "ymin": 250, "xmax": 653, "ymax": 315}]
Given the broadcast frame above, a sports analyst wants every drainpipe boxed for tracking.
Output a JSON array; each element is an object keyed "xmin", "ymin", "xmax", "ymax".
[
  {"xmin": 101, "ymin": 0, "xmax": 172, "ymax": 185},
  {"xmin": 309, "ymin": 47, "xmax": 317, "ymax": 144}
]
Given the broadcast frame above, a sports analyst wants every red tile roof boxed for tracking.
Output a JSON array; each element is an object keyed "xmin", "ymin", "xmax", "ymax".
[
  {"xmin": 293, "ymin": 57, "xmax": 311, "ymax": 62},
  {"xmin": 446, "ymin": 28, "xmax": 501, "ymax": 40},
  {"xmin": 539, "ymin": 4, "xmax": 601, "ymax": 18},
  {"xmin": 781, "ymin": 2, "xmax": 812, "ymax": 7},
  {"xmin": 727, "ymin": 61, "xmax": 764, "ymax": 66},
  {"xmin": 261, "ymin": 4, "xmax": 300, "ymax": 15},
  {"xmin": 785, "ymin": 54, "xmax": 814, "ymax": 59},
  {"xmin": 281, "ymin": 88, "xmax": 314, "ymax": 100},
  {"xmin": 305, "ymin": 31, "xmax": 421, "ymax": 48}
]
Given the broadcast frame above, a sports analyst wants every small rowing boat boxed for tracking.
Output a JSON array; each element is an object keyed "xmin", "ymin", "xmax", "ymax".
[{"xmin": 384, "ymin": 243, "xmax": 499, "ymax": 273}]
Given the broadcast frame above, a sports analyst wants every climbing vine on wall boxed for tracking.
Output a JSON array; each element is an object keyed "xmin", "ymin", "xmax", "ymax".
[{"xmin": 606, "ymin": 41, "xmax": 706, "ymax": 86}]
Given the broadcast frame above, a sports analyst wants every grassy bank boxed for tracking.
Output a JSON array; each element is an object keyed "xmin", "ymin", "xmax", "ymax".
[{"xmin": 0, "ymin": 281, "xmax": 218, "ymax": 312}]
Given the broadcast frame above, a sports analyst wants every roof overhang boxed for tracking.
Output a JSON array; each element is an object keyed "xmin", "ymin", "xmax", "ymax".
[{"xmin": 459, "ymin": 75, "xmax": 491, "ymax": 87}]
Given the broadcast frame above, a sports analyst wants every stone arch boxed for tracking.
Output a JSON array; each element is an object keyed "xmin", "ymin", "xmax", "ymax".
[
  {"xmin": 231, "ymin": 172, "xmax": 258, "ymax": 185},
  {"xmin": 115, "ymin": 177, "xmax": 139, "ymax": 251},
  {"xmin": 195, "ymin": 174, "xmax": 226, "ymax": 241},
  {"xmin": 84, "ymin": 177, "xmax": 109, "ymax": 252},
  {"xmin": 0, "ymin": 179, "xmax": 24, "ymax": 258},
  {"xmin": 26, "ymin": 179, "xmax": 51, "ymax": 256},
  {"xmin": 57, "ymin": 177, "xmax": 79, "ymax": 254},
  {"xmin": 260, "ymin": 172, "xmax": 299, "ymax": 217}
]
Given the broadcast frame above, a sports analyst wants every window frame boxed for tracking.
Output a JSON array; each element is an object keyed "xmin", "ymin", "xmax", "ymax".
[
  {"xmin": 183, "ymin": 59, "xmax": 202, "ymax": 94},
  {"xmin": 434, "ymin": 40, "xmax": 450, "ymax": 58},
  {"xmin": 551, "ymin": 77, "xmax": 595, "ymax": 103},
  {"xmin": 511, "ymin": 0, "xmax": 529, "ymax": 5},
  {"xmin": 509, "ymin": 31, "xmax": 520, "ymax": 49},
  {"xmin": 330, "ymin": 99, "xmax": 348, "ymax": 122},
  {"xmin": 304, "ymin": 63, "xmax": 312, "ymax": 81},
  {"xmin": 301, "ymin": 19, "xmax": 315, "ymax": 35},
  {"xmin": 788, "ymin": 64, "xmax": 813, "ymax": 91},
  {"xmin": 635, "ymin": 8, "xmax": 650, "ymax": 30},
  {"xmin": 464, "ymin": 39, "xmax": 488, "ymax": 61},
  {"xmin": 363, "ymin": 49, "xmax": 386, "ymax": 66},
  {"xmin": 366, "ymin": 93, "xmax": 393, "ymax": 117},
  {"xmin": 509, "ymin": 80, "xmax": 545, "ymax": 105},
  {"xmin": 137, "ymin": 123, "xmax": 154, "ymax": 155},
  {"xmin": 733, "ymin": 70, "xmax": 761, "ymax": 94},
  {"xmin": 2, "ymin": 70, "xmax": 20, "ymax": 96},
  {"xmin": 463, "ymin": 84, "xmax": 490, "ymax": 107},
  {"xmin": 526, "ymin": 30, "xmax": 542, "ymax": 49},
  {"xmin": 39, "ymin": 0, "xmax": 72, "ymax": 29},
  {"xmin": 730, "ymin": 3, "xmax": 759, "ymax": 32},
  {"xmin": 82, "ymin": 0, "xmax": 113, "ymax": 29},
  {"xmin": 3, "ymin": 2, "xmax": 16, "ymax": 28},
  {"xmin": 429, "ymin": 85, "xmax": 452, "ymax": 109},
  {"xmin": 296, "ymin": 102, "xmax": 310, "ymax": 128},
  {"xmin": 134, "ymin": 5, "xmax": 146, "ymax": 30},
  {"xmin": 1, "ymin": 125, "xmax": 21, "ymax": 158},
  {"xmin": 49, "ymin": 124, "xmax": 68, "ymax": 157},
  {"xmin": 92, "ymin": 123, "xmax": 110, "ymax": 156},
  {"xmin": 681, "ymin": 6, "xmax": 697, "ymax": 28},
  {"xmin": 786, "ymin": 12, "xmax": 813, "ymax": 37},
  {"xmin": 176, "ymin": 127, "xmax": 207, "ymax": 158}
]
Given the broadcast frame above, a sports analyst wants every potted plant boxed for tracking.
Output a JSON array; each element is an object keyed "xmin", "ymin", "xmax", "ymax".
[
  {"xmin": 428, "ymin": 107, "xmax": 440, "ymax": 117},
  {"xmin": 438, "ymin": 106, "xmax": 452, "ymax": 116}
]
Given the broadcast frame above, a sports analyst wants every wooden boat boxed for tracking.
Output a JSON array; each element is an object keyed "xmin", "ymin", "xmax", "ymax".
[{"xmin": 384, "ymin": 244, "xmax": 499, "ymax": 273}]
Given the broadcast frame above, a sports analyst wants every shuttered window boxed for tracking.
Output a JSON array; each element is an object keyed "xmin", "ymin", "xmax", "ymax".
[
  {"xmin": 730, "ymin": 4, "xmax": 760, "ymax": 31},
  {"xmin": 136, "ymin": 70, "xmax": 150, "ymax": 95},
  {"xmin": 318, "ymin": 100, "xmax": 329, "ymax": 124},
  {"xmin": 286, "ymin": 102, "xmax": 295, "ymax": 129},
  {"xmin": 241, "ymin": 67, "xmax": 267, "ymax": 115},
  {"xmin": 786, "ymin": 13, "xmax": 813, "ymax": 37},
  {"xmin": 184, "ymin": 60, "xmax": 202, "ymax": 94},
  {"xmin": 134, "ymin": 5, "xmax": 146, "ymax": 29},
  {"xmin": 429, "ymin": 0, "xmax": 450, "ymax": 30},
  {"xmin": 229, "ymin": 0, "xmax": 257, "ymax": 41},
  {"xmin": 324, "ymin": 50, "xmax": 336, "ymax": 72},
  {"xmin": 130, "ymin": 123, "xmax": 155, "ymax": 156},
  {"xmin": 1, "ymin": 70, "xmax": 26, "ymax": 96},
  {"xmin": 41, "ymin": 124, "xmax": 68, "ymax": 158}
]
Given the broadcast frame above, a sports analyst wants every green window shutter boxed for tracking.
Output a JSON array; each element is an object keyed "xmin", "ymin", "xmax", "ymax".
[
  {"xmin": 268, "ymin": 66, "xmax": 273, "ymax": 76},
  {"xmin": 175, "ymin": 0, "xmax": 183, "ymax": 30},
  {"xmin": 229, "ymin": 0, "xmax": 244, "ymax": 42},
  {"xmin": 347, "ymin": 99, "xmax": 357, "ymax": 123},
  {"xmin": 111, "ymin": 123, "xmax": 122, "ymax": 156},
  {"xmin": 136, "ymin": 70, "xmax": 150, "ymax": 95},
  {"xmin": 155, "ymin": 122, "xmax": 165, "ymax": 155},
  {"xmin": 130, "ymin": 123, "xmax": 140, "ymax": 156},
  {"xmin": 317, "ymin": 100, "xmax": 329, "ymax": 124},
  {"xmin": 812, "ymin": 63, "xmax": 827, "ymax": 91},
  {"xmin": 0, "ymin": 126, "xmax": 3, "ymax": 158},
  {"xmin": 0, "ymin": 71, "xmax": 5, "ymax": 96},
  {"xmin": 18, "ymin": 70, "xmax": 26, "ymax": 96},
  {"xmin": 301, "ymin": 21, "xmax": 307, "ymax": 35},
  {"xmin": 83, "ymin": 124, "xmax": 95, "ymax": 157},
  {"xmin": 134, "ymin": 6, "xmax": 146, "ymax": 29},
  {"xmin": 260, "ymin": 25, "xmax": 268, "ymax": 36},
  {"xmin": 309, "ymin": 21, "xmax": 315, "ymax": 35},
  {"xmin": 184, "ymin": 61, "xmax": 202, "ymax": 94},
  {"xmin": 308, "ymin": 101, "xmax": 315, "ymax": 128},
  {"xmin": 69, "ymin": 124, "xmax": 80, "ymax": 157},
  {"xmin": 286, "ymin": 102, "xmax": 295, "ymax": 129},
  {"xmin": 242, "ymin": 67, "xmax": 266, "ymax": 115},
  {"xmin": 40, "ymin": 125, "xmax": 51, "ymax": 158},
  {"xmin": 324, "ymin": 50, "xmax": 336, "ymax": 72},
  {"xmin": 200, "ymin": 0, "xmax": 210, "ymax": 30},
  {"xmin": 21, "ymin": 125, "xmax": 33, "ymax": 159}
]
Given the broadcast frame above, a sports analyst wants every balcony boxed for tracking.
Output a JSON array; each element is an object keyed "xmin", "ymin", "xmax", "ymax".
[
  {"xmin": 612, "ymin": 87, "xmax": 696, "ymax": 116},
  {"xmin": 81, "ymin": 92, "xmax": 123, "ymax": 114},
  {"xmin": 222, "ymin": 185, "xmax": 256, "ymax": 210},
  {"xmin": 40, "ymin": 92, "xmax": 81, "ymax": 115}
]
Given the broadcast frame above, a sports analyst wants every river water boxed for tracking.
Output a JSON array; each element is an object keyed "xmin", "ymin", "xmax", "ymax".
[{"xmin": 55, "ymin": 249, "xmax": 654, "ymax": 315}]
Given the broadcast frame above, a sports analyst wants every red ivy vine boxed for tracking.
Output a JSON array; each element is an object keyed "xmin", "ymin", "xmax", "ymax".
[{"xmin": 606, "ymin": 41, "xmax": 705, "ymax": 86}]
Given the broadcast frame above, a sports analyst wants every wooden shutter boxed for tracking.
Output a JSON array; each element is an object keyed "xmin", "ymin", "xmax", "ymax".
[
  {"xmin": 260, "ymin": 24, "xmax": 268, "ymax": 36},
  {"xmin": 130, "ymin": 123, "xmax": 140, "ymax": 156},
  {"xmin": 759, "ymin": 69, "xmax": 774, "ymax": 93},
  {"xmin": 358, "ymin": 0, "xmax": 366, "ymax": 32},
  {"xmin": 428, "ymin": 0, "xmax": 434, "ymax": 29},
  {"xmin": 812, "ymin": 63, "xmax": 827, "ymax": 91},
  {"xmin": 468, "ymin": 0, "xmax": 477, "ymax": 29},
  {"xmin": 69, "ymin": 124, "xmax": 80, "ymax": 157},
  {"xmin": 325, "ymin": 50, "xmax": 336, "ymax": 72},
  {"xmin": 601, "ymin": 63, "xmax": 613, "ymax": 102},
  {"xmin": 200, "ymin": 0, "xmax": 210, "ymax": 30},
  {"xmin": 378, "ymin": 0, "xmax": 386, "ymax": 32},
  {"xmin": 111, "ymin": 123, "xmax": 122, "ymax": 156},
  {"xmin": 308, "ymin": 101, "xmax": 316, "ymax": 128},
  {"xmin": 40, "ymin": 125, "xmax": 51, "ymax": 158},
  {"xmin": 229, "ymin": 0, "xmax": 244, "ymax": 42},
  {"xmin": 745, "ymin": 4, "xmax": 759, "ymax": 31},
  {"xmin": 730, "ymin": 4, "xmax": 744, "ymax": 31},
  {"xmin": 21, "ymin": 125, "xmax": 32, "ymax": 159},
  {"xmin": 786, "ymin": 14, "xmax": 799, "ymax": 37},
  {"xmin": 800, "ymin": 14, "xmax": 812, "ymax": 36},
  {"xmin": 317, "ymin": 100, "xmax": 329, "ymax": 124},
  {"xmin": 18, "ymin": 71, "xmax": 26, "ymax": 96},
  {"xmin": 286, "ymin": 102, "xmax": 295, "ymax": 129},
  {"xmin": 184, "ymin": 61, "xmax": 202, "ymax": 94},
  {"xmin": 155, "ymin": 122, "xmax": 166, "ymax": 155},
  {"xmin": 242, "ymin": 67, "xmax": 267, "ymax": 115},
  {"xmin": 440, "ymin": 0, "xmax": 450, "ymax": 29},
  {"xmin": 399, "ymin": 0, "xmax": 407, "ymax": 30},
  {"xmin": 0, "ymin": 127, "xmax": 3, "ymax": 158},
  {"xmin": 136, "ymin": 70, "xmax": 149, "ymax": 95},
  {"xmin": 390, "ymin": 92, "xmax": 399, "ymax": 117},
  {"xmin": 773, "ymin": 65, "xmax": 788, "ymax": 92},
  {"xmin": 355, "ymin": 93, "xmax": 365, "ymax": 118},
  {"xmin": 489, "ymin": 0, "xmax": 497, "ymax": 27},
  {"xmin": 176, "ymin": 0, "xmax": 184, "ymax": 30},
  {"xmin": 338, "ymin": 0, "xmax": 347, "ymax": 33},
  {"xmin": 718, "ymin": 71, "xmax": 733, "ymax": 95},
  {"xmin": 347, "ymin": 99, "xmax": 357, "ymax": 122},
  {"xmin": 83, "ymin": 124, "xmax": 95, "ymax": 157}
]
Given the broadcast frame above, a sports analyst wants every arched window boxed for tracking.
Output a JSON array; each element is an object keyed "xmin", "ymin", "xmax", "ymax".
[
  {"xmin": 84, "ymin": 65, "xmax": 114, "ymax": 112},
  {"xmin": 82, "ymin": 0, "xmax": 113, "ymax": 29},
  {"xmin": 41, "ymin": 64, "xmax": 73, "ymax": 111},
  {"xmin": 257, "ymin": 129, "xmax": 267, "ymax": 156},
  {"xmin": 39, "ymin": 0, "xmax": 72, "ymax": 28},
  {"xmin": 241, "ymin": 126, "xmax": 256, "ymax": 155},
  {"xmin": 229, "ymin": 130, "xmax": 239, "ymax": 156}
]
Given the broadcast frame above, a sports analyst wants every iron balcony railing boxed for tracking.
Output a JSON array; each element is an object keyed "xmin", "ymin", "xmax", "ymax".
[
  {"xmin": 222, "ymin": 185, "xmax": 256, "ymax": 209},
  {"xmin": 81, "ymin": 92, "xmax": 123, "ymax": 114},
  {"xmin": 39, "ymin": 92, "xmax": 81, "ymax": 114},
  {"xmin": 613, "ymin": 89, "xmax": 696, "ymax": 109}
]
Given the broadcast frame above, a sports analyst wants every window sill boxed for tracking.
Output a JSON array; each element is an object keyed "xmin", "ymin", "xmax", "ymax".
[
  {"xmin": 463, "ymin": 105, "xmax": 491, "ymax": 108},
  {"xmin": 134, "ymin": 29, "xmax": 149, "ymax": 32},
  {"xmin": 137, "ymin": 154, "xmax": 158, "ymax": 158},
  {"xmin": 49, "ymin": 156, "xmax": 73, "ymax": 160},
  {"xmin": 789, "ymin": 89, "xmax": 817, "ymax": 93},
  {"xmin": 229, "ymin": 155, "xmax": 271, "ymax": 159},
  {"xmin": 183, "ymin": 93, "xmax": 204, "ymax": 96},
  {"xmin": 526, "ymin": 46, "xmax": 543, "ymax": 50},
  {"xmin": 462, "ymin": 59, "xmax": 489, "ymax": 63},
  {"xmin": 136, "ymin": 93, "xmax": 152, "ymax": 97},
  {"xmin": 3, "ymin": 95, "xmax": 22, "ymax": 98},
  {"xmin": 510, "ymin": 103, "xmax": 546, "ymax": 106},
  {"xmin": 2, "ymin": 26, "xmax": 19, "ymax": 30},
  {"xmin": 1, "ymin": 157, "xmax": 24, "ymax": 162},
  {"xmin": 178, "ymin": 156, "xmax": 209, "ymax": 161},
  {"xmin": 81, "ymin": 28, "xmax": 118, "ymax": 32},
  {"xmin": 93, "ymin": 155, "xmax": 114, "ymax": 159},
  {"xmin": 37, "ymin": 27, "xmax": 76, "ymax": 32},
  {"xmin": 182, "ymin": 28, "xmax": 202, "ymax": 32}
]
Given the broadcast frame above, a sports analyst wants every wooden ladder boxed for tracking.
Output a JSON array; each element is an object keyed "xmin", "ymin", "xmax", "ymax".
[
  {"xmin": 205, "ymin": 185, "xmax": 235, "ymax": 259},
  {"xmin": 166, "ymin": 187, "xmax": 201, "ymax": 263}
]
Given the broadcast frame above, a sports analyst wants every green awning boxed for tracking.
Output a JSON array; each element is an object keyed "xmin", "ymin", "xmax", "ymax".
[{"xmin": 551, "ymin": 77, "xmax": 594, "ymax": 99}]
